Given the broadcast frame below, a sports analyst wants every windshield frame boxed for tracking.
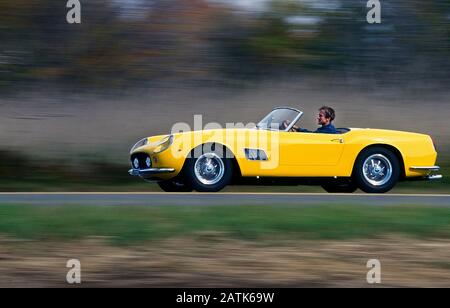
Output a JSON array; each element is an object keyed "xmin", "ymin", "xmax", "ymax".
[{"xmin": 257, "ymin": 107, "xmax": 304, "ymax": 132}]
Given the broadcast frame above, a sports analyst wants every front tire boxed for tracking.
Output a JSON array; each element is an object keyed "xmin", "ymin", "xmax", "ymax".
[
  {"xmin": 185, "ymin": 145, "xmax": 233, "ymax": 192},
  {"xmin": 354, "ymin": 147, "xmax": 400, "ymax": 193}
]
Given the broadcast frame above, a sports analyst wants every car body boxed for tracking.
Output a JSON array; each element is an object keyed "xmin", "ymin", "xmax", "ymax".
[{"xmin": 129, "ymin": 107, "xmax": 441, "ymax": 193}]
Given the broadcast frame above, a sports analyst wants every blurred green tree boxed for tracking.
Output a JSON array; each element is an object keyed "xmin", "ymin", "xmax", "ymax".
[{"xmin": 0, "ymin": 0, "xmax": 449, "ymax": 89}]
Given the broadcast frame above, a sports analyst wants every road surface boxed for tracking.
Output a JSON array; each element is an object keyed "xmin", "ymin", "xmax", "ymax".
[{"xmin": 0, "ymin": 193, "xmax": 449, "ymax": 206}]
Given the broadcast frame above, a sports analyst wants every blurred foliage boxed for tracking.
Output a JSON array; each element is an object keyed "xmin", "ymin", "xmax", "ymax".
[
  {"xmin": 0, "ymin": 149, "xmax": 142, "ymax": 191},
  {"xmin": 1, "ymin": 0, "xmax": 449, "ymax": 89},
  {"xmin": 1, "ymin": 204, "xmax": 450, "ymax": 245}
]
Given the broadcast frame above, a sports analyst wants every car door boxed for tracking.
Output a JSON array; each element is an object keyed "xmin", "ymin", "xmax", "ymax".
[{"xmin": 278, "ymin": 131, "xmax": 345, "ymax": 167}]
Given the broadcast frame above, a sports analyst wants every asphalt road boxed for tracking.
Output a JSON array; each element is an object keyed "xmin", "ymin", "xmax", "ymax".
[{"xmin": 0, "ymin": 193, "xmax": 449, "ymax": 207}]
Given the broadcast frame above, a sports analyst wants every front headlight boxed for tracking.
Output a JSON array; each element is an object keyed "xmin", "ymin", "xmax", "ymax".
[
  {"xmin": 153, "ymin": 135, "xmax": 174, "ymax": 154},
  {"xmin": 131, "ymin": 138, "xmax": 148, "ymax": 152}
]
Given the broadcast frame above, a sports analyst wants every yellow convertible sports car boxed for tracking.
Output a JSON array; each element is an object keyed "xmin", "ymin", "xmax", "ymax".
[{"xmin": 129, "ymin": 107, "xmax": 441, "ymax": 193}]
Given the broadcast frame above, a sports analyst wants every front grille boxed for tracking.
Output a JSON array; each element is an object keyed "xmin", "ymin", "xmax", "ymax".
[{"xmin": 130, "ymin": 153, "xmax": 151, "ymax": 169}]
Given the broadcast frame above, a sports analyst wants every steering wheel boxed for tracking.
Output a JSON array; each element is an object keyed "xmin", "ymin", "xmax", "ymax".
[
  {"xmin": 281, "ymin": 120, "xmax": 300, "ymax": 132},
  {"xmin": 280, "ymin": 120, "xmax": 290, "ymax": 130}
]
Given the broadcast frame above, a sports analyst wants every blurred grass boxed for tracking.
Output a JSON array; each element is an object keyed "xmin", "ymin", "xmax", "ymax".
[{"xmin": 0, "ymin": 204, "xmax": 450, "ymax": 245}]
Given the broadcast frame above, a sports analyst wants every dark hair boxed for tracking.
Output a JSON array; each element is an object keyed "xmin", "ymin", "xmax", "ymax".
[{"xmin": 319, "ymin": 106, "xmax": 335, "ymax": 122}]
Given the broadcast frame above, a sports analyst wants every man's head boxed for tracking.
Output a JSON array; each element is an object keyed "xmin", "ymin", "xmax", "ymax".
[{"xmin": 317, "ymin": 106, "xmax": 335, "ymax": 126}]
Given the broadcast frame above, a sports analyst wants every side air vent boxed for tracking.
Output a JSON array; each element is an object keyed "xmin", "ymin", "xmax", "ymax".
[{"xmin": 245, "ymin": 149, "xmax": 268, "ymax": 161}]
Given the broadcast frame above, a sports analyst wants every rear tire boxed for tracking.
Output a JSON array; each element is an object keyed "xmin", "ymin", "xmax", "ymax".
[{"xmin": 354, "ymin": 147, "xmax": 400, "ymax": 193}]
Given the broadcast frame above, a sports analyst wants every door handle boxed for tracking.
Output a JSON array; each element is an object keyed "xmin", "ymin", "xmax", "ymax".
[{"xmin": 331, "ymin": 138, "xmax": 344, "ymax": 144}]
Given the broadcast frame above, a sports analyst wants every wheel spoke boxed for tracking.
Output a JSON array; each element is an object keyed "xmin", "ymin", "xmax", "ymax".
[
  {"xmin": 362, "ymin": 154, "xmax": 393, "ymax": 187},
  {"xmin": 194, "ymin": 153, "xmax": 225, "ymax": 185}
]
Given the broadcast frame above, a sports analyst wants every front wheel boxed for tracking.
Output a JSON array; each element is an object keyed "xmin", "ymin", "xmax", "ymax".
[
  {"xmin": 354, "ymin": 147, "xmax": 400, "ymax": 193},
  {"xmin": 185, "ymin": 148, "xmax": 233, "ymax": 192}
]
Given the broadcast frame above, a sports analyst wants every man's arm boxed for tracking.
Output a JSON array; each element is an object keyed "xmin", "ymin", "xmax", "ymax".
[{"xmin": 314, "ymin": 125, "xmax": 338, "ymax": 134}]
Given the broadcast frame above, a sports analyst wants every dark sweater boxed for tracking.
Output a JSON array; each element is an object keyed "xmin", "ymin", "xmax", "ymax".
[{"xmin": 314, "ymin": 123, "xmax": 338, "ymax": 134}]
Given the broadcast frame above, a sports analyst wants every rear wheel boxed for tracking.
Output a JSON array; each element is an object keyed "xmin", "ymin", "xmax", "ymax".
[
  {"xmin": 185, "ymin": 145, "xmax": 233, "ymax": 192},
  {"xmin": 354, "ymin": 147, "xmax": 400, "ymax": 193}
]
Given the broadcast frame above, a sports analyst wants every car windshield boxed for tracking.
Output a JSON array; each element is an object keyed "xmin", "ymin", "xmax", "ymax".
[{"xmin": 257, "ymin": 108, "xmax": 303, "ymax": 131}]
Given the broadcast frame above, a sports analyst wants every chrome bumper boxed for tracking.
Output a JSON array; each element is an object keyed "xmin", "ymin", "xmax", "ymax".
[
  {"xmin": 128, "ymin": 168, "xmax": 175, "ymax": 177},
  {"xmin": 426, "ymin": 174, "xmax": 443, "ymax": 180},
  {"xmin": 410, "ymin": 166, "xmax": 442, "ymax": 180}
]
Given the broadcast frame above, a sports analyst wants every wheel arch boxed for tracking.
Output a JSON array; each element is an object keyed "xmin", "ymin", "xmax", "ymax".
[
  {"xmin": 180, "ymin": 142, "xmax": 243, "ymax": 181},
  {"xmin": 352, "ymin": 144, "xmax": 406, "ymax": 179}
]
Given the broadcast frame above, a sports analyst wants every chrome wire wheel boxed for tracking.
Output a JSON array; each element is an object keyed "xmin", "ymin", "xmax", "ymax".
[
  {"xmin": 194, "ymin": 153, "xmax": 225, "ymax": 185},
  {"xmin": 362, "ymin": 154, "xmax": 393, "ymax": 187}
]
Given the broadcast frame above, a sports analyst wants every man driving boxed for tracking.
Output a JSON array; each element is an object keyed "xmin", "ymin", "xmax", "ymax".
[
  {"xmin": 282, "ymin": 106, "xmax": 338, "ymax": 134},
  {"xmin": 315, "ymin": 106, "xmax": 338, "ymax": 134}
]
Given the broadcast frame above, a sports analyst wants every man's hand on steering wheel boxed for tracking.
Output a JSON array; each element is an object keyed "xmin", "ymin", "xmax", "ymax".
[
  {"xmin": 282, "ymin": 120, "xmax": 300, "ymax": 132},
  {"xmin": 289, "ymin": 125, "xmax": 300, "ymax": 132}
]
